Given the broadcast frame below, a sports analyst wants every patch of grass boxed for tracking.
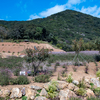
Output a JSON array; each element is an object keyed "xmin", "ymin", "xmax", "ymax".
[{"xmin": 0, "ymin": 56, "xmax": 24, "ymax": 69}]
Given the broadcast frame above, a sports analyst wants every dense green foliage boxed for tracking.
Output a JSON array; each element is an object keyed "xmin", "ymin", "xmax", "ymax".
[
  {"xmin": 10, "ymin": 75, "xmax": 30, "ymax": 85},
  {"xmin": 34, "ymin": 74, "xmax": 50, "ymax": 83},
  {"xmin": 0, "ymin": 69, "xmax": 12, "ymax": 86},
  {"xmin": 0, "ymin": 10, "xmax": 100, "ymax": 51}
]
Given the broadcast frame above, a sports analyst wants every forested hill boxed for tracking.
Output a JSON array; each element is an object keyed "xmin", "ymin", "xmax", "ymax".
[{"xmin": 0, "ymin": 10, "xmax": 100, "ymax": 51}]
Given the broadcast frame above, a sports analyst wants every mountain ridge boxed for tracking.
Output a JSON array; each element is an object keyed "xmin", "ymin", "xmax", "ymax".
[{"xmin": 0, "ymin": 9, "xmax": 100, "ymax": 51}]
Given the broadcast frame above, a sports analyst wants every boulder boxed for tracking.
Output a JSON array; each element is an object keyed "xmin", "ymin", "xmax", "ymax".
[
  {"xmin": 40, "ymin": 88, "xmax": 48, "ymax": 96},
  {"xmin": 21, "ymin": 87, "xmax": 26, "ymax": 96},
  {"xmin": 25, "ymin": 88, "xmax": 36, "ymax": 98},
  {"xmin": 10, "ymin": 88, "xmax": 22, "ymax": 99},
  {"xmin": 59, "ymin": 89, "xmax": 76, "ymax": 100},
  {"xmin": 34, "ymin": 96, "xmax": 48, "ymax": 100},
  {"xmin": 86, "ymin": 89, "xmax": 95, "ymax": 98},
  {"xmin": 43, "ymin": 82, "xmax": 50, "ymax": 90},
  {"xmin": 59, "ymin": 90, "xmax": 69, "ymax": 99},
  {"xmin": 74, "ymin": 87, "xmax": 79, "ymax": 93},
  {"xmin": 72, "ymin": 80, "xmax": 79, "ymax": 85},
  {"xmin": 30, "ymin": 85, "xmax": 42, "ymax": 90},
  {"xmin": 57, "ymin": 81, "xmax": 68, "ymax": 89},
  {"xmin": 60, "ymin": 96, "xmax": 67, "ymax": 100},
  {"xmin": 0, "ymin": 89, "xmax": 3, "ymax": 96},
  {"xmin": 68, "ymin": 90, "xmax": 77, "ymax": 98},
  {"xmin": 68, "ymin": 83, "xmax": 76, "ymax": 91},
  {"xmin": 3, "ymin": 89, "xmax": 10, "ymax": 96},
  {"xmin": 30, "ymin": 96, "xmax": 35, "ymax": 100},
  {"xmin": 90, "ymin": 78, "xmax": 100, "ymax": 87},
  {"xmin": 85, "ymin": 83, "xmax": 91, "ymax": 88},
  {"xmin": 85, "ymin": 79, "xmax": 90, "ymax": 84}
]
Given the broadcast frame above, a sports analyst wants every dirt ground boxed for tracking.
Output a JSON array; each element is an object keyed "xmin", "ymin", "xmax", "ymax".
[
  {"xmin": 0, "ymin": 62, "xmax": 99, "ymax": 90},
  {"xmin": 0, "ymin": 42, "xmax": 65, "ymax": 58}
]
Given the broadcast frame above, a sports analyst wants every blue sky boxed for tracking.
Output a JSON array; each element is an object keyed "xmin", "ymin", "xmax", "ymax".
[{"xmin": 0, "ymin": 0, "xmax": 100, "ymax": 21}]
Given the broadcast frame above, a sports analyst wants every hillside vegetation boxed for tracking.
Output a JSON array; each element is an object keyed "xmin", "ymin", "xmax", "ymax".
[{"xmin": 0, "ymin": 10, "xmax": 100, "ymax": 51}]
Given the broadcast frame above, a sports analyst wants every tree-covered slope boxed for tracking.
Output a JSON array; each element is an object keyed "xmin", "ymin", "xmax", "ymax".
[
  {"xmin": 32, "ymin": 10, "xmax": 100, "ymax": 41},
  {"xmin": 0, "ymin": 9, "xmax": 100, "ymax": 51}
]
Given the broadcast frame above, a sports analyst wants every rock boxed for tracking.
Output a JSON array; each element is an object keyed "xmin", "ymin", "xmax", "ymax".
[
  {"xmin": 59, "ymin": 89, "xmax": 76, "ymax": 100},
  {"xmin": 59, "ymin": 90, "xmax": 69, "ymax": 98},
  {"xmin": 40, "ymin": 88, "xmax": 48, "ymax": 96},
  {"xmin": 74, "ymin": 87, "xmax": 79, "ymax": 93},
  {"xmin": 90, "ymin": 78, "xmax": 100, "ymax": 87},
  {"xmin": 85, "ymin": 83, "xmax": 91, "ymax": 88},
  {"xmin": 30, "ymin": 96, "xmax": 35, "ymax": 100},
  {"xmin": 85, "ymin": 79, "xmax": 90, "ymax": 84},
  {"xmin": 57, "ymin": 81, "xmax": 68, "ymax": 89},
  {"xmin": 10, "ymin": 88, "xmax": 22, "ymax": 99},
  {"xmin": 34, "ymin": 96, "xmax": 48, "ymax": 100},
  {"xmin": 25, "ymin": 88, "xmax": 36, "ymax": 98},
  {"xmin": 86, "ymin": 89, "xmax": 95, "ymax": 98},
  {"xmin": 68, "ymin": 83, "xmax": 76, "ymax": 91},
  {"xmin": 21, "ymin": 87, "xmax": 26, "ymax": 96},
  {"xmin": 0, "ymin": 90, "xmax": 3, "ymax": 96},
  {"xmin": 43, "ymin": 82, "xmax": 50, "ymax": 90},
  {"xmin": 60, "ymin": 96, "xmax": 67, "ymax": 100},
  {"xmin": 3, "ymin": 89, "xmax": 10, "ymax": 96},
  {"xmin": 97, "ymin": 77, "xmax": 100, "ymax": 81},
  {"xmin": 67, "ymin": 90, "xmax": 77, "ymax": 98},
  {"xmin": 30, "ymin": 85, "xmax": 42, "ymax": 90},
  {"xmin": 72, "ymin": 80, "xmax": 79, "ymax": 85}
]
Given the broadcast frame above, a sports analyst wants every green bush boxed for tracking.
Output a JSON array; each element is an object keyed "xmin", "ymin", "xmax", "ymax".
[
  {"xmin": 14, "ymin": 68, "xmax": 20, "ymax": 76},
  {"xmin": 66, "ymin": 73, "xmax": 73, "ymax": 83},
  {"xmin": 90, "ymin": 83, "xmax": 94, "ymax": 90},
  {"xmin": 34, "ymin": 74, "xmax": 50, "ymax": 83},
  {"xmin": 93, "ymin": 87, "xmax": 100, "ymax": 97},
  {"xmin": 11, "ymin": 75, "xmax": 30, "ymax": 85},
  {"xmin": 62, "ymin": 64, "xmax": 66, "ymax": 68},
  {"xmin": 96, "ymin": 69, "xmax": 100, "ymax": 77},
  {"xmin": 22, "ymin": 96, "xmax": 27, "ymax": 100},
  {"xmin": 76, "ymin": 88, "xmax": 86, "ymax": 96},
  {"xmin": 0, "ymin": 69, "xmax": 12, "ymax": 86},
  {"xmin": 47, "ymin": 80, "xmax": 58, "ymax": 99}
]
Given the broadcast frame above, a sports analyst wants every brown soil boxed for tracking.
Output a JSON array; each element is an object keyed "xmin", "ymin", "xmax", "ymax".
[
  {"xmin": 0, "ymin": 62, "xmax": 99, "ymax": 90},
  {"xmin": 0, "ymin": 42, "xmax": 65, "ymax": 58}
]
